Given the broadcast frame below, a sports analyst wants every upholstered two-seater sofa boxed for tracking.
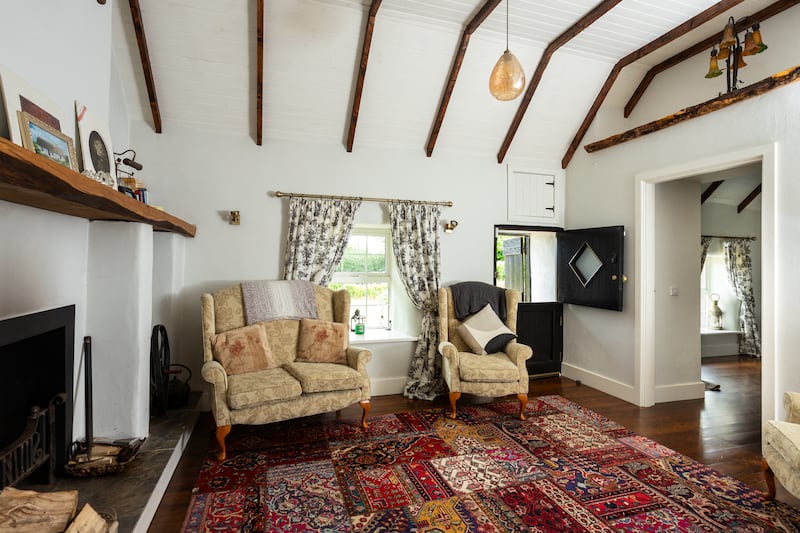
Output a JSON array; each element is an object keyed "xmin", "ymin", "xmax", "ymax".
[{"xmin": 200, "ymin": 281, "xmax": 371, "ymax": 460}]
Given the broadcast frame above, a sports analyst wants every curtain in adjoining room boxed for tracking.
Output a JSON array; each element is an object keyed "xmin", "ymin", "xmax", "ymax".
[
  {"xmin": 700, "ymin": 236, "xmax": 713, "ymax": 271},
  {"xmin": 283, "ymin": 197, "xmax": 361, "ymax": 285},
  {"xmin": 389, "ymin": 202, "xmax": 443, "ymax": 400},
  {"xmin": 723, "ymin": 239, "xmax": 761, "ymax": 357}
]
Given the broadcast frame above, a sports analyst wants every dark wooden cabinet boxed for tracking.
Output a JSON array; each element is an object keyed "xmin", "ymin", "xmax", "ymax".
[{"xmin": 516, "ymin": 302, "xmax": 563, "ymax": 376}]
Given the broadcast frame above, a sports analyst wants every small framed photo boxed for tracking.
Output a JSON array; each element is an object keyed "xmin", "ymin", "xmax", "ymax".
[{"xmin": 17, "ymin": 111, "xmax": 78, "ymax": 171}]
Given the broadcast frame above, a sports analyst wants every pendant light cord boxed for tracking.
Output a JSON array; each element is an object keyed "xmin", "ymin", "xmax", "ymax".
[{"xmin": 505, "ymin": 0, "xmax": 509, "ymax": 52}]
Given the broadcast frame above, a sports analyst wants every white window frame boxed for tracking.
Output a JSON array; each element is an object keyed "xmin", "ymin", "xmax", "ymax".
[{"xmin": 331, "ymin": 226, "xmax": 392, "ymax": 329}]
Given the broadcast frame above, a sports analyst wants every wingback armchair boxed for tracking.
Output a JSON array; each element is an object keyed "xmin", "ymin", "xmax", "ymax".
[
  {"xmin": 437, "ymin": 285, "xmax": 532, "ymax": 420},
  {"xmin": 763, "ymin": 391, "xmax": 800, "ymax": 501}
]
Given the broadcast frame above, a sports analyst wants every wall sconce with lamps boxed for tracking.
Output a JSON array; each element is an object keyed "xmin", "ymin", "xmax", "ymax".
[
  {"xmin": 444, "ymin": 220, "xmax": 458, "ymax": 233},
  {"xmin": 114, "ymin": 149, "xmax": 143, "ymax": 178},
  {"xmin": 705, "ymin": 16, "xmax": 768, "ymax": 93}
]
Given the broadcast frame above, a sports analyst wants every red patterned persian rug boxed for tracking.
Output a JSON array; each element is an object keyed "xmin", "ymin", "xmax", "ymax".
[{"xmin": 182, "ymin": 395, "xmax": 800, "ymax": 532}]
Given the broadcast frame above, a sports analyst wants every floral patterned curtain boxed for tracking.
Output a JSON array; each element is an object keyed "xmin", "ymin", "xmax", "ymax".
[
  {"xmin": 389, "ymin": 202, "xmax": 443, "ymax": 400},
  {"xmin": 700, "ymin": 236, "xmax": 713, "ymax": 271},
  {"xmin": 723, "ymin": 239, "xmax": 761, "ymax": 357},
  {"xmin": 283, "ymin": 197, "xmax": 361, "ymax": 285}
]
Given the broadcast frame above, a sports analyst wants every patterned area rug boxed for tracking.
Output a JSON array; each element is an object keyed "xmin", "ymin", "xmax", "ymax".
[{"xmin": 182, "ymin": 395, "xmax": 800, "ymax": 531}]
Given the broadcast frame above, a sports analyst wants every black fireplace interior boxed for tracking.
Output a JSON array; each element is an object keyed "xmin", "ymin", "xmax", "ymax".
[{"xmin": 0, "ymin": 305, "xmax": 74, "ymax": 480}]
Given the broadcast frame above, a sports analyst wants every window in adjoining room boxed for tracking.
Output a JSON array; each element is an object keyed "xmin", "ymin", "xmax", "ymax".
[{"xmin": 329, "ymin": 227, "xmax": 391, "ymax": 329}]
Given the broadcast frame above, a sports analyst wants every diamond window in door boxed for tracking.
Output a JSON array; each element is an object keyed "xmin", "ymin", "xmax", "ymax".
[{"xmin": 569, "ymin": 242, "xmax": 603, "ymax": 287}]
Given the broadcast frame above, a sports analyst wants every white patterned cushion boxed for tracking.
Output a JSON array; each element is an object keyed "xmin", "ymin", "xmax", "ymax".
[{"xmin": 457, "ymin": 304, "xmax": 516, "ymax": 355}]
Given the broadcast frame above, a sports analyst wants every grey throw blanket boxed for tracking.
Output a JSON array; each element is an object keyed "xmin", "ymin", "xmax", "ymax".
[
  {"xmin": 241, "ymin": 280, "xmax": 318, "ymax": 324},
  {"xmin": 450, "ymin": 281, "xmax": 507, "ymax": 321}
]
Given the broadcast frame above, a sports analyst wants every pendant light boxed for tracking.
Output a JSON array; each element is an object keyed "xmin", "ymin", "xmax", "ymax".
[{"xmin": 489, "ymin": 0, "xmax": 525, "ymax": 101}]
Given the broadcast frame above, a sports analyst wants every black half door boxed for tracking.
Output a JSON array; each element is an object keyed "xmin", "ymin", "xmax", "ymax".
[{"xmin": 556, "ymin": 225, "xmax": 624, "ymax": 311}]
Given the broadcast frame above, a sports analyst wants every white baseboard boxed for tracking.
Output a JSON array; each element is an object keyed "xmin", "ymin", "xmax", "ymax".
[
  {"xmin": 655, "ymin": 381, "xmax": 705, "ymax": 403},
  {"xmin": 371, "ymin": 376, "xmax": 407, "ymax": 396},
  {"xmin": 560, "ymin": 363, "xmax": 638, "ymax": 405}
]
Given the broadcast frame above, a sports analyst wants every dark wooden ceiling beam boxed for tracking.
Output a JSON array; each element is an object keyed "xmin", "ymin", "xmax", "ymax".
[
  {"xmin": 496, "ymin": 0, "xmax": 622, "ymax": 164},
  {"xmin": 346, "ymin": 0, "xmax": 382, "ymax": 153},
  {"xmin": 128, "ymin": 0, "xmax": 162, "ymax": 133},
  {"xmin": 256, "ymin": 0, "xmax": 264, "ymax": 146},
  {"xmin": 625, "ymin": 0, "xmax": 800, "ymax": 118},
  {"xmin": 426, "ymin": 0, "xmax": 501, "ymax": 157},
  {"xmin": 584, "ymin": 64, "xmax": 800, "ymax": 153},
  {"xmin": 561, "ymin": 0, "xmax": 745, "ymax": 169},
  {"xmin": 738, "ymin": 184, "xmax": 762, "ymax": 212},
  {"xmin": 701, "ymin": 180, "xmax": 724, "ymax": 203}
]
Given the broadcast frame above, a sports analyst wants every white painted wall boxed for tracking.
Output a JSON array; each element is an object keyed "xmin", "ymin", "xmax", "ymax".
[
  {"xmin": 653, "ymin": 179, "xmax": 703, "ymax": 402},
  {"xmin": 127, "ymin": 119, "xmax": 553, "ymax": 385},
  {"xmin": 565, "ymin": 6, "xmax": 800, "ymax": 420},
  {"xmin": 0, "ymin": 1, "xmax": 172, "ymax": 440}
]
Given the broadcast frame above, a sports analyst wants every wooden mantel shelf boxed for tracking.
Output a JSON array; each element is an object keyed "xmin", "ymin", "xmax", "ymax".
[{"xmin": 0, "ymin": 137, "xmax": 196, "ymax": 237}]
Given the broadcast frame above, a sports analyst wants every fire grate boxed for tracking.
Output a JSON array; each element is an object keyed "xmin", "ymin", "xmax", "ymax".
[{"xmin": 0, "ymin": 393, "xmax": 66, "ymax": 489}]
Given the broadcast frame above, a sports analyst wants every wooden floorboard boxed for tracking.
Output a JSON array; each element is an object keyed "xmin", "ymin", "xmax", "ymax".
[{"xmin": 147, "ymin": 355, "xmax": 764, "ymax": 531}]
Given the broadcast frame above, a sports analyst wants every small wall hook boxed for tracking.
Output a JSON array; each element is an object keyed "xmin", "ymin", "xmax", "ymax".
[
  {"xmin": 444, "ymin": 220, "xmax": 458, "ymax": 233},
  {"xmin": 229, "ymin": 211, "xmax": 240, "ymax": 225}
]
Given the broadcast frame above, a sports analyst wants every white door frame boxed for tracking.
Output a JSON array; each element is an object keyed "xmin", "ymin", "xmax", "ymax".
[{"xmin": 634, "ymin": 143, "xmax": 776, "ymax": 420}]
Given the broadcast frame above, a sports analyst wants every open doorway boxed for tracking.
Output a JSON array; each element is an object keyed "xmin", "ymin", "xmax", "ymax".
[
  {"xmin": 636, "ymin": 143, "xmax": 775, "ymax": 423},
  {"xmin": 699, "ymin": 164, "xmax": 762, "ymax": 392}
]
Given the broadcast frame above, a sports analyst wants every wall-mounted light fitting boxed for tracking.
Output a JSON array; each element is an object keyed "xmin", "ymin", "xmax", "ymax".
[
  {"xmin": 114, "ymin": 149, "xmax": 143, "ymax": 178},
  {"xmin": 444, "ymin": 220, "xmax": 458, "ymax": 233},
  {"xmin": 229, "ymin": 211, "xmax": 241, "ymax": 225}
]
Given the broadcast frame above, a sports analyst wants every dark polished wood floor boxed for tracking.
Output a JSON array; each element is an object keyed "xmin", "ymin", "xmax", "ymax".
[{"xmin": 148, "ymin": 355, "xmax": 763, "ymax": 532}]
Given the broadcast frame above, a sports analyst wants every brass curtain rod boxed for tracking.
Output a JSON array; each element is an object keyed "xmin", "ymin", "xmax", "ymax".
[
  {"xmin": 702, "ymin": 235, "xmax": 757, "ymax": 241},
  {"xmin": 273, "ymin": 191, "xmax": 453, "ymax": 207}
]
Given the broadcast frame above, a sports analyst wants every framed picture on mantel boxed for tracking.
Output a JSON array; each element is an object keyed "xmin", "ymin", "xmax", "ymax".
[{"xmin": 17, "ymin": 111, "xmax": 78, "ymax": 171}]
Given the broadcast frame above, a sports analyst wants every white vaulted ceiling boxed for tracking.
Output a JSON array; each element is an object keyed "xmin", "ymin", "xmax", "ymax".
[{"xmin": 111, "ymin": 0, "xmax": 781, "ymax": 162}]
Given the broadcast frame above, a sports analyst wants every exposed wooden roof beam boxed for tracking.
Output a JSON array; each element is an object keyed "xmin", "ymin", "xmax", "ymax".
[
  {"xmin": 701, "ymin": 180, "xmax": 724, "ymax": 203},
  {"xmin": 496, "ymin": 0, "xmax": 622, "ymax": 164},
  {"xmin": 584, "ymin": 64, "xmax": 800, "ymax": 153},
  {"xmin": 738, "ymin": 184, "xmax": 762, "ymax": 212},
  {"xmin": 256, "ymin": 0, "xmax": 264, "ymax": 146},
  {"xmin": 426, "ymin": 0, "xmax": 501, "ymax": 157},
  {"xmin": 561, "ymin": 0, "xmax": 745, "ymax": 169},
  {"xmin": 128, "ymin": 0, "xmax": 162, "ymax": 133},
  {"xmin": 346, "ymin": 0, "xmax": 382, "ymax": 153},
  {"xmin": 625, "ymin": 0, "xmax": 799, "ymax": 118}
]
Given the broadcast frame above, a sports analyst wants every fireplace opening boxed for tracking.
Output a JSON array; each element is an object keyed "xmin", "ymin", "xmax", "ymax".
[{"xmin": 0, "ymin": 305, "xmax": 74, "ymax": 486}]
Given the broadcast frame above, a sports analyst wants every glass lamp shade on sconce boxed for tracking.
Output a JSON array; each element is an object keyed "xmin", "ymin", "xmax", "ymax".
[{"xmin": 489, "ymin": 51, "xmax": 525, "ymax": 101}]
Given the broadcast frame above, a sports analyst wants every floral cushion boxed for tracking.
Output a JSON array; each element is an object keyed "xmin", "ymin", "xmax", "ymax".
[
  {"xmin": 211, "ymin": 323, "xmax": 276, "ymax": 375},
  {"xmin": 295, "ymin": 318, "xmax": 348, "ymax": 363}
]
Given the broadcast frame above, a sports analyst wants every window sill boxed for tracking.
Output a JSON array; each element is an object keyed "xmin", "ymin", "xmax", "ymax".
[
  {"xmin": 701, "ymin": 329, "xmax": 743, "ymax": 335},
  {"xmin": 350, "ymin": 329, "xmax": 418, "ymax": 344}
]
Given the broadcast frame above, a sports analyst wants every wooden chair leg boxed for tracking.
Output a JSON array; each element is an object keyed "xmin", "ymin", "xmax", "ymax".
[
  {"xmin": 216, "ymin": 425, "xmax": 231, "ymax": 461},
  {"xmin": 449, "ymin": 392, "xmax": 461, "ymax": 419},
  {"xmin": 517, "ymin": 393, "xmax": 528, "ymax": 421},
  {"xmin": 763, "ymin": 458, "xmax": 777, "ymax": 500},
  {"xmin": 360, "ymin": 400, "xmax": 371, "ymax": 429}
]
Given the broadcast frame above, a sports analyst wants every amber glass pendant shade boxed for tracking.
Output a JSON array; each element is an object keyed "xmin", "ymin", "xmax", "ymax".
[
  {"xmin": 742, "ymin": 31, "xmax": 758, "ymax": 56},
  {"xmin": 736, "ymin": 50, "xmax": 747, "ymax": 69},
  {"xmin": 752, "ymin": 26, "xmax": 768, "ymax": 53},
  {"xmin": 705, "ymin": 50, "xmax": 722, "ymax": 78},
  {"xmin": 716, "ymin": 45, "xmax": 730, "ymax": 61},
  {"xmin": 720, "ymin": 20, "xmax": 736, "ymax": 48},
  {"xmin": 489, "ymin": 50, "xmax": 526, "ymax": 101}
]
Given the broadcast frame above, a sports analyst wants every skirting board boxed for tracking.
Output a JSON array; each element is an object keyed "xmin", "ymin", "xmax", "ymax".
[
  {"xmin": 655, "ymin": 381, "xmax": 705, "ymax": 403},
  {"xmin": 560, "ymin": 363, "xmax": 638, "ymax": 405},
  {"xmin": 371, "ymin": 376, "xmax": 407, "ymax": 396},
  {"xmin": 561, "ymin": 363, "xmax": 706, "ymax": 405}
]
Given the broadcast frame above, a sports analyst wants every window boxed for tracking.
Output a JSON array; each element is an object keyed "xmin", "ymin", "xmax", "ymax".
[
  {"xmin": 329, "ymin": 228, "xmax": 390, "ymax": 329},
  {"xmin": 701, "ymin": 251, "xmax": 741, "ymax": 331}
]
